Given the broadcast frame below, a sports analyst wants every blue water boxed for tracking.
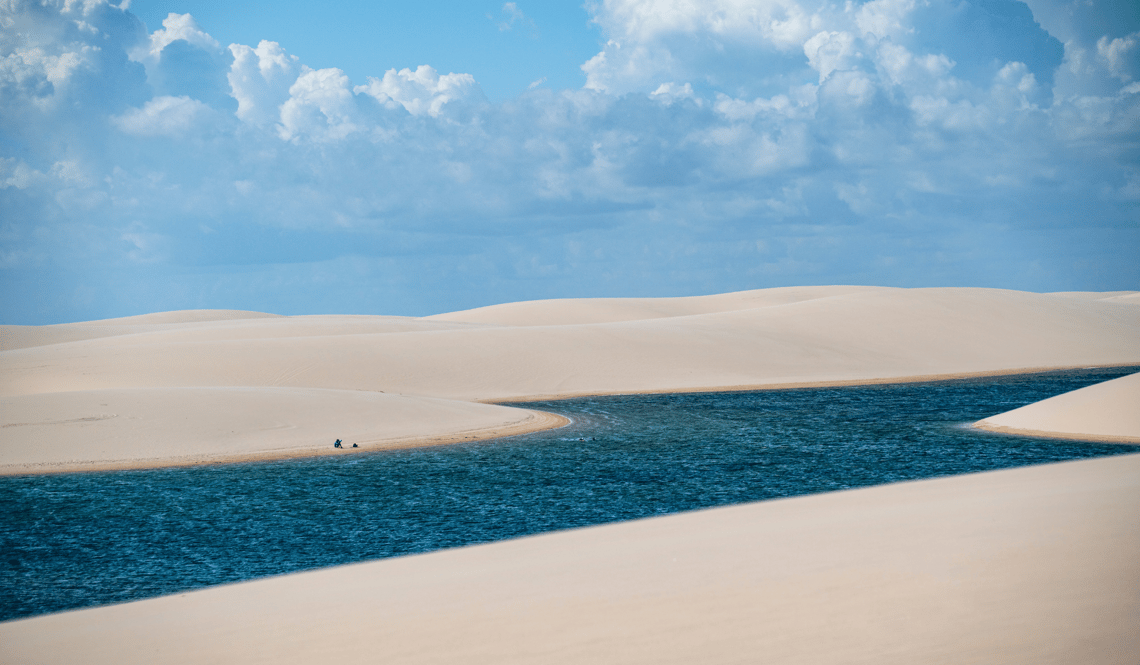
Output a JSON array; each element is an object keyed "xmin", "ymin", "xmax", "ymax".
[{"xmin": 1, "ymin": 367, "xmax": 1137, "ymax": 622}]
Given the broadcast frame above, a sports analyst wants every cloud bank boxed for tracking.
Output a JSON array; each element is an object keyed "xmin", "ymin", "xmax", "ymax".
[{"xmin": 1, "ymin": 0, "xmax": 1137, "ymax": 323}]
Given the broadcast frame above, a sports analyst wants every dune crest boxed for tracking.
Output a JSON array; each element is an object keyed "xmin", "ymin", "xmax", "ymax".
[{"xmin": 426, "ymin": 285, "xmax": 878, "ymax": 326}]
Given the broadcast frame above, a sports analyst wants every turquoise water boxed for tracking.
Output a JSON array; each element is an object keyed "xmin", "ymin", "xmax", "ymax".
[{"xmin": 1, "ymin": 367, "xmax": 1136, "ymax": 622}]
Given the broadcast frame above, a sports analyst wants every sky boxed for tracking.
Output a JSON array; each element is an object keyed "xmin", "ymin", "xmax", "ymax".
[{"xmin": 1, "ymin": 0, "xmax": 1138, "ymax": 324}]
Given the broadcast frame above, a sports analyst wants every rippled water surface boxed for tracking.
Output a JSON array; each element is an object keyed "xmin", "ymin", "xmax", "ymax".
[{"xmin": 2, "ymin": 367, "xmax": 1137, "ymax": 621}]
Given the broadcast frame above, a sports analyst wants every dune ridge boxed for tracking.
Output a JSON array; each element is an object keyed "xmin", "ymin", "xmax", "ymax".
[{"xmin": 5, "ymin": 287, "xmax": 1140, "ymax": 402}]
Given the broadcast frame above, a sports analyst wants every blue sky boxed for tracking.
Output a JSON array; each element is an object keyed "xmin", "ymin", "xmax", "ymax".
[
  {"xmin": 127, "ymin": 1, "xmax": 603, "ymax": 100},
  {"xmin": 2, "ymin": 0, "xmax": 1138, "ymax": 324}
]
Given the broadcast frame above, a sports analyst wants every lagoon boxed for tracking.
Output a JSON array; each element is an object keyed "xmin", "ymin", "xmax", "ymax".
[{"xmin": 1, "ymin": 367, "xmax": 1135, "ymax": 622}]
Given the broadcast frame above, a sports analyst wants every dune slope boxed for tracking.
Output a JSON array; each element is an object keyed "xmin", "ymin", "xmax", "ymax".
[
  {"xmin": 4, "ymin": 287, "xmax": 1139, "ymax": 403},
  {"xmin": 975, "ymin": 372, "xmax": 1140, "ymax": 443},
  {"xmin": 0, "ymin": 388, "xmax": 565, "ymax": 475}
]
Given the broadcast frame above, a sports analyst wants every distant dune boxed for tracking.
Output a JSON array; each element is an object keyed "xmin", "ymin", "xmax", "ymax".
[{"xmin": 0, "ymin": 309, "xmax": 284, "ymax": 350}]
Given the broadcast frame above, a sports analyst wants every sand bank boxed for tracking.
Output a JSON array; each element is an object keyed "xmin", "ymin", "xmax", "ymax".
[
  {"xmin": 975, "ymin": 371, "xmax": 1140, "ymax": 443},
  {"xmin": 2, "ymin": 286, "xmax": 1138, "ymax": 472},
  {"xmin": 3, "ymin": 452, "xmax": 1137, "ymax": 664},
  {"xmin": 0, "ymin": 388, "xmax": 566, "ymax": 475}
]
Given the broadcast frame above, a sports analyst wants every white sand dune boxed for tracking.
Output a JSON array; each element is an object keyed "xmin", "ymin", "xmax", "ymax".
[
  {"xmin": 2, "ymin": 286, "xmax": 1138, "ymax": 473},
  {"xmin": 0, "ymin": 388, "xmax": 564, "ymax": 475},
  {"xmin": 1102, "ymin": 292, "xmax": 1140, "ymax": 305},
  {"xmin": 4, "ymin": 287, "xmax": 1139, "ymax": 403},
  {"xmin": 1, "ymin": 312, "xmax": 560, "ymax": 473},
  {"xmin": 0, "ymin": 310, "xmax": 284, "ymax": 351},
  {"xmin": 2, "ymin": 286, "xmax": 1139, "ymax": 662},
  {"xmin": 3, "ymin": 453, "xmax": 1137, "ymax": 664},
  {"xmin": 0, "ymin": 311, "xmax": 475, "ymax": 352},
  {"xmin": 1047, "ymin": 290, "xmax": 1140, "ymax": 300},
  {"xmin": 1048, "ymin": 290, "xmax": 1140, "ymax": 303},
  {"xmin": 975, "ymin": 371, "xmax": 1140, "ymax": 443},
  {"xmin": 425, "ymin": 285, "xmax": 879, "ymax": 325}
]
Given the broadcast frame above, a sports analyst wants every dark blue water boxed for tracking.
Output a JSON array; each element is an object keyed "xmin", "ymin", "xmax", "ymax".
[{"xmin": 2, "ymin": 367, "xmax": 1137, "ymax": 622}]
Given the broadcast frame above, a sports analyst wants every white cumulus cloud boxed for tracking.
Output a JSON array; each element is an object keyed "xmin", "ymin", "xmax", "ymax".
[
  {"xmin": 112, "ymin": 94, "xmax": 213, "ymax": 136},
  {"xmin": 278, "ymin": 66, "xmax": 359, "ymax": 141},
  {"xmin": 354, "ymin": 65, "xmax": 479, "ymax": 118},
  {"xmin": 1097, "ymin": 32, "xmax": 1139, "ymax": 82},
  {"xmin": 581, "ymin": 0, "xmax": 819, "ymax": 94},
  {"xmin": 227, "ymin": 40, "xmax": 300, "ymax": 126},
  {"xmin": 803, "ymin": 30, "xmax": 858, "ymax": 82},
  {"xmin": 131, "ymin": 12, "xmax": 219, "ymax": 64}
]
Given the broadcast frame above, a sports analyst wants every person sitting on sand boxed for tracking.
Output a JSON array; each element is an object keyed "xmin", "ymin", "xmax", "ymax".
[{"xmin": 334, "ymin": 439, "xmax": 343, "ymax": 448}]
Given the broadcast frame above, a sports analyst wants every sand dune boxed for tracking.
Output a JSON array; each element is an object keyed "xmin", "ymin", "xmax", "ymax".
[
  {"xmin": 0, "ymin": 312, "xmax": 475, "ymax": 352},
  {"xmin": 4, "ymin": 287, "xmax": 1139, "ymax": 403},
  {"xmin": 2, "ymin": 286, "xmax": 1138, "ymax": 472},
  {"xmin": 975, "ymin": 371, "xmax": 1140, "ymax": 443},
  {"xmin": 426, "ymin": 285, "xmax": 878, "ymax": 326},
  {"xmin": 1103, "ymin": 292, "xmax": 1140, "ymax": 305},
  {"xmin": 3, "ymin": 286, "xmax": 1139, "ymax": 662},
  {"xmin": 0, "ymin": 388, "xmax": 564, "ymax": 475},
  {"xmin": 1047, "ymin": 290, "xmax": 1139, "ymax": 300},
  {"xmin": 0, "ymin": 310, "xmax": 283, "ymax": 351},
  {"xmin": 3, "ymin": 453, "xmax": 1137, "ymax": 664}
]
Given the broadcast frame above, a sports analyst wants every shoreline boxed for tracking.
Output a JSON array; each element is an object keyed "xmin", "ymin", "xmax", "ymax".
[
  {"xmin": 0, "ymin": 408, "xmax": 570, "ymax": 477},
  {"xmin": 971, "ymin": 422, "xmax": 1140, "ymax": 445},
  {"xmin": 5, "ymin": 364, "xmax": 1136, "ymax": 477},
  {"xmin": 5, "ymin": 451, "xmax": 1137, "ymax": 662},
  {"xmin": 485, "ymin": 363, "xmax": 1140, "ymax": 403},
  {"xmin": 971, "ymin": 369, "xmax": 1140, "ymax": 445}
]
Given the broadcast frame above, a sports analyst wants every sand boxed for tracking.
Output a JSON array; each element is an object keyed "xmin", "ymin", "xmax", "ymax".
[
  {"xmin": 1, "ymin": 311, "xmax": 571, "ymax": 474},
  {"xmin": 2, "ymin": 288, "xmax": 1138, "ymax": 406},
  {"xmin": 3, "ymin": 286, "xmax": 1139, "ymax": 474},
  {"xmin": 2, "ymin": 452, "xmax": 1137, "ymax": 664},
  {"xmin": 0, "ymin": 388, "xmax": 565, "ymax": 474},
  {"xmin": 975, "ymin": 371, "xmax": 1140, "ymax": 443},
  {"xmin": 2, "ymin": 286, "xmax": 1139, "ymax": 662}
]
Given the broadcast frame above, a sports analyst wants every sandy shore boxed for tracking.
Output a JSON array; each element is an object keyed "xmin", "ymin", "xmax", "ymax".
[
  {"xmin": 975, "ymin": 371, "xmax": 1140, "ymax": 443},
  {"xmin": 0, "ymin": 388, "xmax": 566, "ymax": 475},
  {"xmin": 3, "ymin": 452, "xmax": 1137, "ymax": 664},
  {"xmin": 3, "ymin": 286, "xmax": 1139, "ymax": 472},
  {"xmin": 2, "ymin": 286, "xmax": 1139, "ymax": 662}
]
